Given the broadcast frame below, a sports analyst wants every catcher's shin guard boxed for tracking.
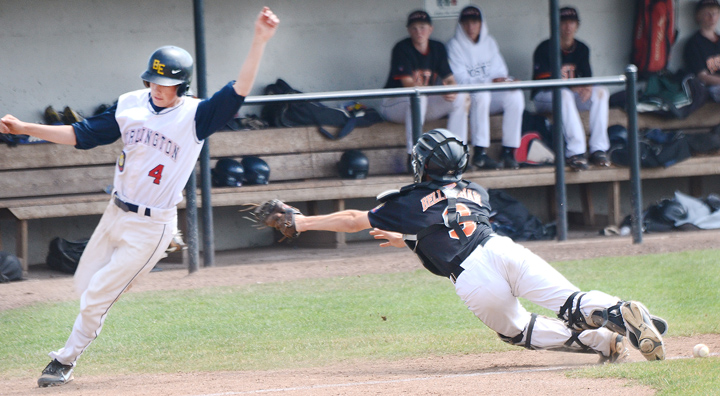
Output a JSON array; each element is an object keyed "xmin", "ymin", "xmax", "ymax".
[
  {"xmin": 497, "ymin": 314, "xmax": 598, "ymax": 355},
  {"xmin": 558, "ymin": 293, "xmax": 669, "ymax": 337}
]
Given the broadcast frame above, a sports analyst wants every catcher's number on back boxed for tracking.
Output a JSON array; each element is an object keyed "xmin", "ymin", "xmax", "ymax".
[{"xmin": 246, "ymin": 199, "xmax": 302, "ymax": 240}]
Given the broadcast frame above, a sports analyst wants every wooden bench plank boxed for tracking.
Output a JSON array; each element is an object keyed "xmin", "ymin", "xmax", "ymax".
[
  {"xmin": 0, "ymin": 166, "xmax": 114, "ymax": 199},
  {"xmin": 0, "ymin": 141, "xmax": 123, "ymax": 170}
]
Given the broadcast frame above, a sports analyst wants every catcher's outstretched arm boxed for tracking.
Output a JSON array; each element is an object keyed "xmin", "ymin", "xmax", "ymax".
[{"xmin": 296, "ymin": 210, "xmax": 371, "ymax": 234}]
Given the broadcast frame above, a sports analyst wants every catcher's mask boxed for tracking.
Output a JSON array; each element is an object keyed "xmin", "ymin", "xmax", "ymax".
[
  {"xmin": 241, "ymin": 156, "xmax": 270, "ymax": 185},
  {"xmin": 338, "ymin": 149, "xmax": 369, "ymax": 179},
  {"xmin": 411, "ymin": 129, "xmax": 468, "ymax": 183},
  {"xmin": 141, "ymin": 46, "xmax": 193, "ymax": 97},
  {"xmin": 211, "ymin": 158, "xmax": 244, "ymax": 187}
]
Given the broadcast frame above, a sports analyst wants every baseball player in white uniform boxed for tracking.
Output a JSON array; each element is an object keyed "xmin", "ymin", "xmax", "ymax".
[
  {"xmin": 0, "ymin": 7, "xmax": 279, "ymax": 387},
  {"xmin": 276, "ymin": 129, "xmax": 667, "ymax": 365}
]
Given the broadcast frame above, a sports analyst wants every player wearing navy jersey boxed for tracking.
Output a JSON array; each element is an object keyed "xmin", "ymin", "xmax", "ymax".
[
  {"xmin": 290, "ymin": 129, "xmax": 667, "ymax": 365},
  {"xmin": 684, "ymin": 0, "xmax": 720, "ymax": 102},
  {"xmin": 532, "ymin": 6, "xmax": 610, "ymax": 171},
  {"xmin": 1, "ymin": 7, "xmax": 279, "ymax": 388}
]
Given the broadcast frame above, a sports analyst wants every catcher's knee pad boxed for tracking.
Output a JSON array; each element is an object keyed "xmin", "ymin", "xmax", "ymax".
[
  {"xmin": 559, "ymin": 292, "xmax": 626, "ymax": 333},
  {"xmin": 497, "ymin": 313, "xmax": 596, "ymax": 355}
]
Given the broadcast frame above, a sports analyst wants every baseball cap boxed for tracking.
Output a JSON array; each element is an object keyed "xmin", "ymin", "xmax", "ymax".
[
  {"xmin": 560, "ymin": 6, "xmax": 580, "ymax": 22},
  {"xmin": 459, "ymin": 6, "xmax": 482, "ymax": 22},
  {"xmin": 407, "ymin": 10, "xmax": 432, "ymax": 27},
  {"xmin": 696, "ymin": 0, "xmax": 720, "ymax": 13}
]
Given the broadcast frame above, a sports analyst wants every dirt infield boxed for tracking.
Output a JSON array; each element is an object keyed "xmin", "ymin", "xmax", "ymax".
[{"xmin": 2, "ymin": 230, "xmax": 720, "ymax": 395}]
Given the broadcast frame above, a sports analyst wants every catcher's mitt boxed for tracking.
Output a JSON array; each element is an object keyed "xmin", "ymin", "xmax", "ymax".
[{"xmin": 248, "ymin": 199, "xmax": 302, "ymax": 240}]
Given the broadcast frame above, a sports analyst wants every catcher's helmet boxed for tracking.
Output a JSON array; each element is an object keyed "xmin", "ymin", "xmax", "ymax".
[
  {"xmin": 338, "ymin": 150, "xmax": 369, "ymax": 179},
  {"xmin": 140, "ymin": 46, "xmax": 193, "ymax": 97},
  {"xmin": 241, "ymin": 156, "xmax": 270, "ymax": 185},
  {"xmin": 211, "ymin": 158, "xmax": 244, "ymax": 187},
  {"xmin": 411, "ymin": 129, "xmax": 468, "ymax": 183}
]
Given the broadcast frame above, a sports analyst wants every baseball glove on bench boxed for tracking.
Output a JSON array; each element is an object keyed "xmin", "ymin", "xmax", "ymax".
[{"xmin": 247, "ymin": 199, "xmax": 302, "ymax": 240}]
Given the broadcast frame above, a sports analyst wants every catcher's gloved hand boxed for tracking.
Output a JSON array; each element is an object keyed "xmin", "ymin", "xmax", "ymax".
[{"xmin": 249, "ymin": 199, "xmax": 302, "ymax": 240}]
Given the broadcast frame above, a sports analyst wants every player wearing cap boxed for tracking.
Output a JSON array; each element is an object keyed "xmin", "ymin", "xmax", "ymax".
[
  {"xmin": 446, "ymin": 5, "xmax": 524, "ymax": 170},
  {"xmin": 531, "ymin": 6, "xmax": 611, "ymax": 171},
  {"xmin": 274, "ymin": 128, "xmax": 667, "ymax": 365},
  {"xmin": 684, "ymin": 0, "xmax": 720, "ymax": 102},
  {"xmin": 1, "ymin": 7, "xmax": 279, "ymax": 388},
  {"xmin": 379, "ymin": 10, "xmax": 469, "ymax": 169}
]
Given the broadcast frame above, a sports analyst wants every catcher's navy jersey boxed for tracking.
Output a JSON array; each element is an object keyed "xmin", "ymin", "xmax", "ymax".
[{"xmin": 368, "ymin": 181, "xmax": 493, "ymax": 277}]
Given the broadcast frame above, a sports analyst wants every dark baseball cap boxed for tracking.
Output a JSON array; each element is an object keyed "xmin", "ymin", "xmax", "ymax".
[
  {"xmin": 696, "ymin": 0, "xmax": 720, "ymax": 13},
  {"xmin": 459, "ymin": 6, "xmax": 482, "ymax": 22},
  {"xmin": 407, "ymin": 10, "xmax": 432, "ymax": 27},
  {"xmin": 560, "ymin": 6, "xmax": 580, "ymax": 22}
]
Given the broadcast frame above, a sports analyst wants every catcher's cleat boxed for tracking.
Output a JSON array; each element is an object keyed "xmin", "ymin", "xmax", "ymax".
[
  {"xmin": 37, "ymin": 359, "xmax": 74, "ymax": 387},
  {"xmin": 621, "ymin": 301, "xmax": 665, "ymax": 361},
  {"xmin": 598, "ymin": 333, "xmax": 629, "ymax": 364}
]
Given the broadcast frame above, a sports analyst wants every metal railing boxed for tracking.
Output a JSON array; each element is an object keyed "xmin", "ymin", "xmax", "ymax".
[{"xmin": 187, "ymin": 66, "xmax": 644, "ymax": 270}]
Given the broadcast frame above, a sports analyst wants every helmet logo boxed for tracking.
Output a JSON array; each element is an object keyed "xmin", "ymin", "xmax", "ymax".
[{"xmin": 153, "ymin": 59, "xmax": 166, "ymax": 75}]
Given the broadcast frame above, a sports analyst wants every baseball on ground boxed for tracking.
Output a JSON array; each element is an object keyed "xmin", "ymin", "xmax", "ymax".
[{"xmin": 693, "ymin": 343, "xmax": 709, "ymax": 358}]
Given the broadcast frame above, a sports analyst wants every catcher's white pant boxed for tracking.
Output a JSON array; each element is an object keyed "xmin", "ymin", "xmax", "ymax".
[
  {"xmin": 380, "ymin": 93, "xmax": 469, "ymax": 154},
  {"xmin": 49, "ymin": 199, "xmax": 177, "ymax": 366},
  {"xmin": 533, "ymin": 86, "xmax": 610, "ymax": 157},
  {"xmin": 466, "ymin": 90, "xmax": 524, "ymax": 149},
  {"xmin": 454, "ymin": 235, "xmax": 620, "ymax": 357}
]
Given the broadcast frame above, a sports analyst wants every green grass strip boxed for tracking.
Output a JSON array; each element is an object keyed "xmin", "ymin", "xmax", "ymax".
[{"xmin": 1, "ymin": 248, "xmax": 719, "ymax": 395}]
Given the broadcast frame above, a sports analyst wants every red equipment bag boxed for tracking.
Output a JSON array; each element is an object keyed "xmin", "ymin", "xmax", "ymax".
[{"xmin": 631, "ymin": 0, "xmax": 676, "ymax": 76}]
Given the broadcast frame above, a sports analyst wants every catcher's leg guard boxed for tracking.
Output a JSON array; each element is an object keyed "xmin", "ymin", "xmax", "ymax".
[
  {"xmin": 497, "ymin": 314, "xmax": 598, "ymax": 355},
  {"xmin": 558, "ymin": 293, "xmax": 668, "ymax": 336}
]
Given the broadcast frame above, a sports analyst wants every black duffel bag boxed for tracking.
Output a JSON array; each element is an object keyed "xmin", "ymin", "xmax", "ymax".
[
  {"xmin": 261, "ymin": 79, "xmax": 382, "ymax": 140},
  {"xmin": 46, "ymin": 238, "xmax": 89, "ymax": 274}
]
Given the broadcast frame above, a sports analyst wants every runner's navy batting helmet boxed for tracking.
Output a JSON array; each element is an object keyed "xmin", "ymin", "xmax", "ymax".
[
  {"xmin": 141, "ymin": 46, "xmax": 193, "ymax": 97},
  {"xmin": 338, "ymin": 150, "xmax": 369, "ymax": 179},
  {"xmin": 211, "ymin": 158, "xmax": 244, "ymax": 187},
  {"xmin": 411, "ymin": 129, "xmax": 468, "ymax": 183},
  {"xmin": 241, "ymin": 156, "xmax": 270, "ymax": 185}
]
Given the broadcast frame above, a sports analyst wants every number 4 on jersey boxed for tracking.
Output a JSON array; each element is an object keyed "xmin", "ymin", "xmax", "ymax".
[{"xmin": 148, "ymin": 164, "xmax": 164, "ymax": 185}]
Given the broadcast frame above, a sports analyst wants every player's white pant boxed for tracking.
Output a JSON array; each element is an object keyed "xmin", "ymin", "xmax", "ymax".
[
  {"xmin": 533, "ymin": 86, "xmax": 610, "ymax": 157},
  {"xmin": 380, "ymin": 93, "xmax": 469, "ymax": 154},
  {"xmin": 49, "ymin": 199, "xmax": 177, "ymax": 366},
  {"xmin": 454, "ymin": 235, "xmax": 620, "ymax": 358},
  {"xmin": 467, "ymin": 90, "xmax": 524, "ymax": 149}
]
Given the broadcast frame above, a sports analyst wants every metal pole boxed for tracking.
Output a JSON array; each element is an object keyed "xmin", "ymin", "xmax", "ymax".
[
  {"xmin": 193, "ymin": 0, "xmax": 215, "ymax": 267},
  {"xmin": 410, "ymin": 92, "xmax": 422, "ymax": 146},
  {"xmin": 185, "ymin": 175, "xmax": 200, "ymax": 274},
  {"xmin": 550, "ymin": 0, "xmax": 567, "ymax": 241},
  {"xmin": 625, "ymin": 65, "xmax": 643, "ymax": 244}
]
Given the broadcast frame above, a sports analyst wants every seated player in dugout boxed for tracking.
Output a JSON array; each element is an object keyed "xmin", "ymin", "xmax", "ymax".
[
  {"xmin": 256, "ymin": 129, "xmax": 668, "ymax": 364},
  {"xmin": 531, "ymin": 6, "xmax": 611, "ymax": 171},
  {"xmin": 378, "ymin": 10, "xmax": 469, "ymax": 171},
  {"xmin": 1, "ymin": 7, "xmax": 279, "ymax": 388},
  {"xmin": 446, "ymin": 5, "xmax": 524, "ymax": 170},
  {"xmin": 684, "ymin": 0, "xmax": 720, "ymax": 102}
]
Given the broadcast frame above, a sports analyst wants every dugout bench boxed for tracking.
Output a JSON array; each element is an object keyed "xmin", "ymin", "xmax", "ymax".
[{"xmin": 2, "ymin": 104, "xmax": 720, "ymax": 273}]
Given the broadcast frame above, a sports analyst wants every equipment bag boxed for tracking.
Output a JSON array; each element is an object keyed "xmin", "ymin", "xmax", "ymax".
[
  {"xmin": 0, "ymin": 252, "xmax": 23, "ymax": 282},
  {"xmin": 261, "ymin": 79, "xmax": 382, "ymax": 140},
  {"xmin": 638, "ymin": 71, "xmax": 707, "ymax": 119},
  {"xmin": 608, "ymin": 128, "xmax": 691, "ymax": 168},
  {"xmin": 46, "ymin": 237, "xmax": 89, "ymax": 274},
  {"xmin": 631, "ymin": 0, "xmax": 676, "ymax": 76}
]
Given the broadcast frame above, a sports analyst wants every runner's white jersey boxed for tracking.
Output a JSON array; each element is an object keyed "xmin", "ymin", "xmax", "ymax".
[{"xmin": 114, "ymin": 89, "xmax": 204, "ymax": 209}]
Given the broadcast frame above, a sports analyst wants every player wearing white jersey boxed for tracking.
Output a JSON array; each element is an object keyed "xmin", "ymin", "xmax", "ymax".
[{"xmin": 0, "ymin": 7, "xmax": 279, "ymax": 388}]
